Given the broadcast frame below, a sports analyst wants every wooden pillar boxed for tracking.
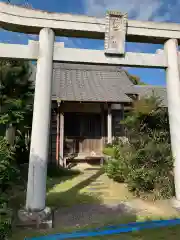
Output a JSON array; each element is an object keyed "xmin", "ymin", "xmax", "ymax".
[
  {"xmin": 56, "ymin": 102, "xmax": 60, "ymax": 166},
  {"xmin": 121, "ymin": 104, "xmax": 124, "ymax": 119},
  {"xmin": 59, "ymin": 111, "xmax": 64, "ymax": 166},
  {"xmin": 121, "ymin": 103, "xmax": 125, "ymax": 136},
  {"xmin": 107, "ymin": 104, "xmax": 112, "ymax": 144},
  {"xmin": 101, "ymin": 104, "xmax": 105, "ymax": 152}
]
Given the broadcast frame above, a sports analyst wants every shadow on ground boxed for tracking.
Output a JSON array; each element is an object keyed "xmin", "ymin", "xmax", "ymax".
[
  {"xmin": 9, "ymin": 163, "xmax": 82, "ymax": 210},
  {"xmin": 46, "ymin": 168, "xmax": 104, "ymax": 209},
  {"xmin": 46, "ymin": 167, "xmax": 137, "ymax": 228}
]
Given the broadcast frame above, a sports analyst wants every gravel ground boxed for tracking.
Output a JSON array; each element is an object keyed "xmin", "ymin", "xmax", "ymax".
[{"xmin": 54, "ymin": 202, "xmax": 136, "ymax": 228}]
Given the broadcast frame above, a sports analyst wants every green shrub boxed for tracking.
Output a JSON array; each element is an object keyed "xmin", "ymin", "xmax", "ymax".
[
  {"xmin": 0, "ymin": 207, "xmax": 13, "ymax": 240},
  {"xmin": 0, "ymin": 137, "xmax": 20, "ymax": 193},
  {"xmin": 104, "ymin": 96, "xmax": 174, "ymax": 199},
  {"xmin": 103, "ymin": 147, "xmax": 115, "ymax": 157},
  {"xmin": 125, "ymin": 130, "xmax": 174, "ymax": 199},
  {"xmin": 104, "ymin": 158, "xmax": 124, "ymax": 182},
  {"xmin": 104, "ymin": 144, "xmax": 132, "ymax": 183},
  {"xmin": 0, "ymin": 138, "xmax": 18, "ymax": 239}
]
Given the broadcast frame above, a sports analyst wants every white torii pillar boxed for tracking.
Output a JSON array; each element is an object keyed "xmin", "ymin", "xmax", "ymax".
[
  {"xmin": 164, "ymin": 39, "xmax": 180, "ymax": 205},
  {"xmin": 26, "ymin": 28, "xmax": 55, "ymax": 212}
]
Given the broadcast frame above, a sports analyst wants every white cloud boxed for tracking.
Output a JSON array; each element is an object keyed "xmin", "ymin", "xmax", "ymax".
[{"xmin": 83, "ymin": 0, "xmax": 180, "ymax": 22}]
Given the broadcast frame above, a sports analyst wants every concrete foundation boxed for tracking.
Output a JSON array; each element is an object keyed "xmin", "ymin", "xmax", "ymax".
[
  {"xmin": 171, "ymin": 197, "xmax": 180, "ymax": 210},
  {"xmin": 17, "ymin": 207, "xmax": 53, "ymax": 229}
]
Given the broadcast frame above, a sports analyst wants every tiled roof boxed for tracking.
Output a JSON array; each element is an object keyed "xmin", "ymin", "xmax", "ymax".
[
  {"xmin": 30, "ymin": 63, "xmax": 167, "ymax": 106},
  {"xmin": 52, "ymin": 63, "xmax": 135, "ymax": 103},
  {"xmin": 135, "ymin": 85, "xmax": 167, "ymax": 107}
]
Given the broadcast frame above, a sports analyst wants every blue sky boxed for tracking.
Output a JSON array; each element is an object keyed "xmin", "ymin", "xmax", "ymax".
[{"xmin": 1, "ymin": 0, "xmax": 180, "ymax": 86}]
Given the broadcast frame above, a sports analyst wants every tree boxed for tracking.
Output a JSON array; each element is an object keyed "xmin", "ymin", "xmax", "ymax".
[
  {"xmin": 124, "ymin": 70, "xmax": 146, "ymax": 85},
  {"xmin": 0, "ymin": 60, "xmax": 34, "ymax": 163},
  {"xmin": 0, "ymin": 60, "xmax": 34, "ymax": 130}
]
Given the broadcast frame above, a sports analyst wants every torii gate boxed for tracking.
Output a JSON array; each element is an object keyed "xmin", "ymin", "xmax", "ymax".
[{"xmin": 1, "ymin": 2, "xmax": 180, "ymax": 225}]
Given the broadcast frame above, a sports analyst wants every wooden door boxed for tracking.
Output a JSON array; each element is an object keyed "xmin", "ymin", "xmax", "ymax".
[
  {"xmin": 64, "ymin": 113, "xmax": 102, "ymax": 155},
  {"xmin": 79, "ymin": 114, "xmax": 102, "ymax": 154},
  {"xmin": 64, "ymin": 112, "xmax": 80, "ymax": 155}
]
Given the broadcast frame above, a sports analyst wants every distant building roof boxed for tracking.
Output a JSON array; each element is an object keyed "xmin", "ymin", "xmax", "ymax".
[{"xmin": 135, "ymin": 85, "xmax": 167, "ymax": 107}]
